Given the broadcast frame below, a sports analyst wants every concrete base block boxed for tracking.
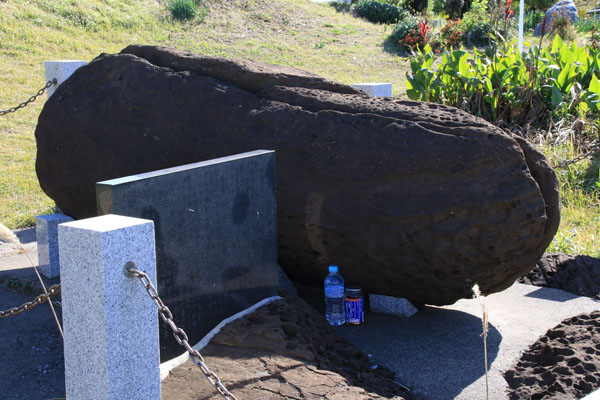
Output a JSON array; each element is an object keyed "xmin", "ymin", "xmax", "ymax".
[
  {"xmin": 44, "ymin": 60, "xmax": 87, "ymax": 98},
  {"xmin": 369, "ymin": 294, "xmax": 418, "ymax": 318},
  {"xmin": 351, "ymin": 83, "xmax": 393, "ymax": 97},
  {"xmin": 36, "ymin": 213, "xmax": 73, "ymax": 278}
]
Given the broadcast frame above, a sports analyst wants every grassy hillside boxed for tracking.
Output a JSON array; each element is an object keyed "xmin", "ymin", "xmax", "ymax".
[{"xmin": 0, "ymin": 0, "xmax": 408, "ymax": 228}]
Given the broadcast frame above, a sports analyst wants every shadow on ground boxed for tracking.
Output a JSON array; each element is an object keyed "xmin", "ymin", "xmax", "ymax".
[{"xmin": 335, "ymin": 307, "xmax": 501, "ymax": 400}]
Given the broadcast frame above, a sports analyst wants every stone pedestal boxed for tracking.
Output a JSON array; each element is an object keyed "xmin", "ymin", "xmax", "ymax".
[
  {"xmin": 351, "ymin": 83, "xmax": 393, "ymax": 97},
  {"xmin": 36, "ymin": 213, "xmax": 73, "ymax": 278},
  {"xmin": 59, "ymin": 215, "xmax": 160, "ymax": 400},
  {"xmin": 44, "ymin": 60, "xmax": 87, "ymax": 98}
]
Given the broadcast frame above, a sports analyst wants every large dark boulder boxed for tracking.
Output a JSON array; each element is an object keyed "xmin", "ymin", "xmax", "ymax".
[{"xmin": 35, "ymin": 45, "xmax": 560, "ymax": 305}]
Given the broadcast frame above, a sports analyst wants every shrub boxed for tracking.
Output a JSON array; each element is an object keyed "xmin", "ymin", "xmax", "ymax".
[
  {"xmin": 391, "ymin": 17, "xmax": 431, "ymax": 49},
  {"xmin": 440, "ymin": 0, "xmax": 474, "ymax": 20},
  {"xmin": 528, "ymin": 0, "xmax": 554, "ymax": 11},
  {"xmin": 354, "ymin": 0, "xmax": 410, "ymax": 24},
  {"xmin": 404, "ymin": 0, "xmax": 429, "ymax": 13},
  {"xmin": 169, "ymin": 0, "xmax": 198, "ymax": 21},
  {"xmin": 524, "ymin": 9, "xmax": 544, "ymax": 33},
  {"xmin": 390, "ymin": 15, "xmax": 419, "ymax": 43},
  {"xmin": 440, "ymin": 19, "xmax": 465, "ymax": 47},
  {"xmin": 432, "ymin": 0, "xmax": 445, "ymax": 15},
  {"xmin": 459, "ymin": 0, "xmax": 491, "ymax": 46},
  {"xmin": 379, "ymin": 0, "xmax": 403, "ymax": 6}
]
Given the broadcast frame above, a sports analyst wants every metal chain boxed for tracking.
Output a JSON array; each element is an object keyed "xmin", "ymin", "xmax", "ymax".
[
  {"xmin": 554, "ymin": 143, "xmax": 600, "ymax": 169},
  {"xmin": 0, "ymin": 284, "xmax": 61, "ymax": 318},
  {"xmin": 125, "ymin": 263, "xmax": 238, "ymax": 400},
  {"xmin": 0, "ymin": 78, "xmax": 57, "ymax": 116}
]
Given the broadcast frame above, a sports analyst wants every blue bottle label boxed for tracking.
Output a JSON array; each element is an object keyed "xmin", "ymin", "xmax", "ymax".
[
  {"xmin": 325, "ymin": 285, "xmax": 344, "ymax": 298},
  {"xmin": 345, "ymin": 297, "xmax": 364, "ymax": 324}
]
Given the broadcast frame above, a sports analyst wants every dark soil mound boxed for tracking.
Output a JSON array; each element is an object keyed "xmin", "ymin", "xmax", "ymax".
[
  {"xmin": 505, "ymin": 311, "xmax": 600, "ymax": 399},
  {"xmin": 519, "ymin": 253, "xmax": 600, "ymax": 299}
]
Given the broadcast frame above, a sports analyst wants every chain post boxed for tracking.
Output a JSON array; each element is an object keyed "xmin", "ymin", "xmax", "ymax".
[
  {"xmin": 124, "ymin": 263, "xmax": 239, "ymax": 400},
  {"xmin": 0, "ymin": 283, "xmax": 61, "ymax": 318},
  {"xmin": 0, "ymin": 78, "xmax": 57, "ymax": 117}
]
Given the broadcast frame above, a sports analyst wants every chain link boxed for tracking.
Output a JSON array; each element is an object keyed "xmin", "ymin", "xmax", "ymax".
[
  {"xmin": 0, "ymin": 284, "xmax": 61, "ymax": 318},
  {"xmin": 554, "ymin": 143, "xmax": 600, "ymax": 169},
  {"xmin": 0, "ymin": 78, "xmax": 57, "ymax": 117},
  {"xmin": 125, "ymin": 263, "xmax": 238, "ymax": 400}
]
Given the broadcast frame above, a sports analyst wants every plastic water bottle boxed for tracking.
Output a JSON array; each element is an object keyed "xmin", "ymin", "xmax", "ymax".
[{"xmin": 324, "ymin": 265, "xmax": 345, "ymax": 326}]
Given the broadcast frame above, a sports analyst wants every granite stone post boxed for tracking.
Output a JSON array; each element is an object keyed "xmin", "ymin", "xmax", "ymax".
[
  {"xmin": 44, "ymin": 60, "xmax": 87, "ymax": 98},
  {"xmin": 351, "ymin": 83, "xmax": 393, "ymax": 97},
  {"xmin": 59, "ymin": 214, "xmax": 160, "ymax": 400},
  {"xmin": 36, "ymin": 213, "xmax": 73, "ymax": 278}
]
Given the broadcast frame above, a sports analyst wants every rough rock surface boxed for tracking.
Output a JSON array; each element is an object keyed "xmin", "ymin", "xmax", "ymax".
[
  {"xmin": 534, "ymin": 0, "xmax": 579, "ymax": 36},
  {"xmin": 504, "ymin": 311, "xmax": 600, "ymax": 399},
  {"xmin": 35, "ymin": 45, "xmax": 560, "ymax": 305},
  {"xmin": 519, "ymin": 253, "xmax": 600, "ymax": 299},
  {"xmin": 161, "ymin": 296, "xmax": 412, "ymax": 400}
]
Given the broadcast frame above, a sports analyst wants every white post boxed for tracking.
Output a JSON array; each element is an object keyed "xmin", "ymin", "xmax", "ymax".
[
  {"xmin": 518, "ymin": 0, "xmax": 525, "ymax": 53},
  {"xmin": 44, "ymin": 60, "xmax": 87, "ymax": 98},
  {"xmin": 59, "ymin": 214, "xmax": 161, "ymax": 400}
]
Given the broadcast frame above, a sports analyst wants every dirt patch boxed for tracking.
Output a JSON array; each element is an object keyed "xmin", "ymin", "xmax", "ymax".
[{"xmin": 162, "ymin": 295, "xmax": 412, "ymax": 399}]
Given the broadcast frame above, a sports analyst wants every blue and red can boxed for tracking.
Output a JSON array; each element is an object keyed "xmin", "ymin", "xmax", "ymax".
[{"xmin": 345, "ymin": 287, "xmax": 364, "ymax": 325}]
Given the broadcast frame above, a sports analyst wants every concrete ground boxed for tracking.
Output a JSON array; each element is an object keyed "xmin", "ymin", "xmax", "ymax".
[
  {"xmin": 2, "ymin": 228, "xmax": 600, "ymax": 399},
  {"xmin": 0, "ymin": 228, "xmax": 64, "ymax": 400},
  {"xmin": 336, "ymin": 284, "xmax": 600, "ymax": 400}
]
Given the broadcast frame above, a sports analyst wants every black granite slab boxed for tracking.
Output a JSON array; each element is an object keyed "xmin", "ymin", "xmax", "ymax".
[{"xmin": 96, "ymin": 150, "xmax": 279, "ymax": 361}]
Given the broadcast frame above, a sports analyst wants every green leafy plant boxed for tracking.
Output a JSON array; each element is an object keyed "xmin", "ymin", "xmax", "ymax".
[
  {"xmin": 406, "ymin": 35, "xmax": 600, "ymax": 128},
  {"xmin": 169, "ymin": 0, "xmax": 199, "ymax": 21},
  {"xmin": 354, "ymin": 0, "xmax": 410, "ymax": 24}
]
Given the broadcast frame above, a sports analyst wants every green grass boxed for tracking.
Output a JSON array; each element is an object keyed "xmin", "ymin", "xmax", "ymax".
[
  {"xmin": 544, "ymin": 144, "xmax": 600, "ymax": 257},
  {"xmin": 0, "ymin": 0, "xmax": 598, "ymax": 259}
]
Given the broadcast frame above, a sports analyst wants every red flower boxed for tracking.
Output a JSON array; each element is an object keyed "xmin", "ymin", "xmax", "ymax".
[{"xmin": 504, "ymin": 0, "xmax": 514, "ymax": 19}]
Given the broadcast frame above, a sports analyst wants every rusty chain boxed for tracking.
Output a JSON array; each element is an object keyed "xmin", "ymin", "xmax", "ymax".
[
  {"xmin": 0, "ymin": 284, "xmax": 61, "ymax": 318},
  {"xmin": 0, "ymin": 78, "xmax": 56, "ymax": 117},
  {"xmin": 125, "ymin": 263, "xmax": 238, "ymax": 400}
]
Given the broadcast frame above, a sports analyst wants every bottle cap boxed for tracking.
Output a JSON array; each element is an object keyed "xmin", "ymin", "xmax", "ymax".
[{"xmin": 328, "ymin": 265, "xmax": 338, "ymax": 273}]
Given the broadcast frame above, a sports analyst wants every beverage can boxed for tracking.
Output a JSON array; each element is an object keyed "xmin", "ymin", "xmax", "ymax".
[{"xmin": 345, "ymin": 286, "xmax": 364, "ymax": 325}]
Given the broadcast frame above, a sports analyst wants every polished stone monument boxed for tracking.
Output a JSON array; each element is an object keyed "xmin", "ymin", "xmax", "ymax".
[{"xmin": 96, "ymin": 150, "xmax": 279, "ymax": 360}]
